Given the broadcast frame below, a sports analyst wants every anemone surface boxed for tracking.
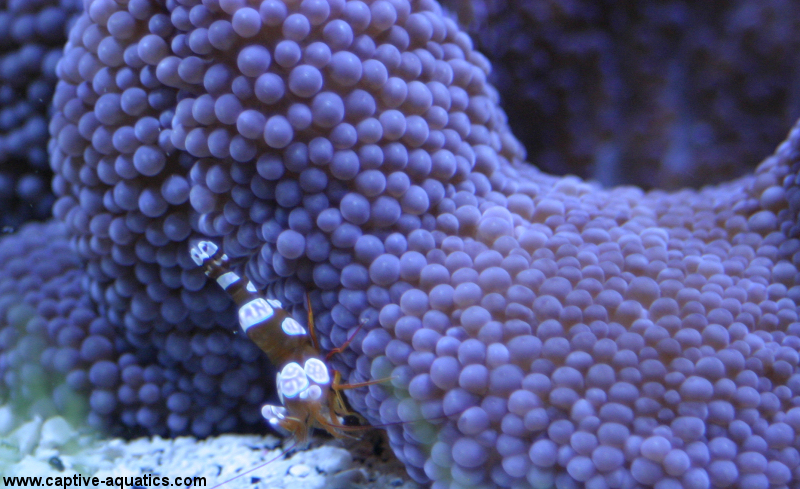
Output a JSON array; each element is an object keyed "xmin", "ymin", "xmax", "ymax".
[
  {"xmin": 25, "ymin": 0, "xmax": 800, "ymax": 487},
  {"xmin": 456, "ymin": 0, "xmax": 800, "ymax": 191},
  {"xmin": 0, "ymin": 0, "xmax": 81, "ymax": 227}
]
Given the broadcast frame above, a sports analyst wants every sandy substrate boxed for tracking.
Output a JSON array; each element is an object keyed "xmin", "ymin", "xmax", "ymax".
[{"xmin": 0, "ymin": 409, "xmax": 420, "ymax": 489}]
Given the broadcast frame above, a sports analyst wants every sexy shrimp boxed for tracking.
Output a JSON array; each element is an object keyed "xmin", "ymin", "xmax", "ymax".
[{"xmin": 190, "ymin": 240, "xmax": 382, "ymax": 444}]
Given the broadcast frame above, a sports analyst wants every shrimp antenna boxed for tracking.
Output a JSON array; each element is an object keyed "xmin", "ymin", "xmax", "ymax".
[
  {"xmin": 314, "ymin": 409, "xmax": 457, "ymax": 433},
  {"xmin": 305, "ymin": 292, "xmax": 320, "ymax": 351},
  {"xmin": 312, "ymin": 412, "xmax": 363, "ymax": 439},
  {"xmin": 210, "ymin": 439, "xmax": 299, "ymax": 489},
  {"xmin": 324, "ymin": 316, "xmax": 369, "ymax": 362}
]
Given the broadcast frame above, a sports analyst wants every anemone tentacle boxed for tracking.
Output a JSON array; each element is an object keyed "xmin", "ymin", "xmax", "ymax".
[{"xmin": 0, "ymin": 0, "xmax": 82, "ymax": 226}]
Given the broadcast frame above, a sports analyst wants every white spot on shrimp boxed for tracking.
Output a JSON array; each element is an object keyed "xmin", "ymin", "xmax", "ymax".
[
  {"xmin": 216, "ymin": 271, "xmax": 239, "ymax": 289},
  {"xmin": 303, "ymin": 358, "xmax": 330, "ymax": 385},
  {"xmin": 238, "ymin": 298, "xmax": 274, "ymax": 331},
  {"xmin": 277, "ymin": 362, "xmax": 309, "ymax": 399},
  {"xmin": 281, "ymin": 317, "xmax": 307, "ymax": 336},
  {"xmin": 190, "ymin": 240, "xmax": 218, "ymax": 266},
  {"xmin": 261, "ymin": 404, "xmax": 287, "ymax": 422}
]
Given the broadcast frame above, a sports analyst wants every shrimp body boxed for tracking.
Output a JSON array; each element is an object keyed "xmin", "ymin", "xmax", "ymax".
[{"xmin": 190, "ymin": 241, "xmax": 350, "ymax": 443}]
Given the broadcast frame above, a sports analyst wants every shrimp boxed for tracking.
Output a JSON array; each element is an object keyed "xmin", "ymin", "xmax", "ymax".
[{"xmin": 190, "ymin": 240, "xmax": 384, "ymax": 444}]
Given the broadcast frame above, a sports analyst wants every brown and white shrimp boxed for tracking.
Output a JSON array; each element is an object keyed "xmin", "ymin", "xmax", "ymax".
[{"xmin": 190, "ymin": 240, "xmax": 384, "ymax": 444}]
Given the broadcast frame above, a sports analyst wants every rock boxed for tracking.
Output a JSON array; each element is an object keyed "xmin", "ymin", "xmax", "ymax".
[
  {"xmin": 314, "ymin": 446, "xmax": 353, "ymax": 474},
  {"xmin": 0, "ymin": 406, "xmax": 15, "ymax": 436},
  {"xmin": 38, "ymin": 417, "xmax": 74, "ymax": 449},
  {"xmin": 10, "ymin": 417, "xmax": 42, "ymax": 455}
]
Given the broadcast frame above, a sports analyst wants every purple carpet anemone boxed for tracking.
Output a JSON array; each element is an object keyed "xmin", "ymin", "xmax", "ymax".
[
  {"xmin": 456, "ymin": 0, "xmax": 800, "ymax": 191},
  {"xmin": 35, "ymin": 0, "xmax": 800, "ymax": 486},
  {"xmin": 0, "ymin": 0, "xmax": 81, "ymax": 227},
  {"xmin": 0, "ymin": 221, "xmax": 104, "ymax": 422}
]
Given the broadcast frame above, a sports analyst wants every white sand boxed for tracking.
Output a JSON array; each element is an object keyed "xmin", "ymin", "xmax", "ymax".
[{"xmin": 0, "ymin": 410, "xmax": 421, "ymax": 489}]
